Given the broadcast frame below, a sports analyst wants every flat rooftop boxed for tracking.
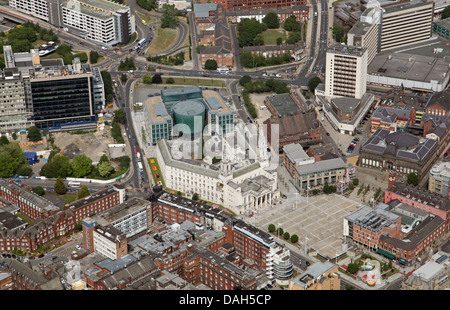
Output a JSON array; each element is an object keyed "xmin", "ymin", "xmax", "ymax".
[
  {"xmin": 368, "ymin": 52, "xmax": 450, "ymax": 84},
  {"xmin": 266, "ymin": 93, "xmax": 300, "ymax": 117}
]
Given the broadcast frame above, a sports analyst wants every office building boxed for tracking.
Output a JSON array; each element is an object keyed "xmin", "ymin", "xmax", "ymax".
[
  {"xmin": 9, "ymin": 0, "xmax": 135, "ymax": 46},
  {"xmin": 429, "ymin": 161, "xmax": 450, "ymax": 197},
  {"xmin": 347, "ymin": 6, "xmax": 382, "ymax": 64},
  {"xmin": 0, "ymin": 49, "xmax": 34, "ymax": 133},
  {"xmin": 143, "ymin": 86, "xmax": 233, "ymax": 145},
  {"xmin": 282, "ymin": 143, "xmax": 315, "ymax": 177},
  {"xmin": 293, "ymin": 157, "xmax": 347, "ymax": 190},
  {"xmin": 433, "ymin": 18, "xmax": 450, "ymax": 41},
  {"xmin": 2, "ymin": 45, "xmax": 105, "ymax": 132},
  {"xmin": 318, "ymin": 92, "xmax": 374, "ymax": 135},
  {"xmin": 380, "ymin": 0, "xmax": 434, "ymax": 51},
  {"xmin": 325, "ymin": 44, "xmax": 368, "ymax": 99}
]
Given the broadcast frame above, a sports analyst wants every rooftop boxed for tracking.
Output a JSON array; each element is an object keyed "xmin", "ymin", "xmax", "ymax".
[
  {"xmin": 265, "ymin": 93, "xmax": 300, "ymax": 117},
  {"xmin": 295, "ymin": 157, "xmax": 346, "ymax": 176}
]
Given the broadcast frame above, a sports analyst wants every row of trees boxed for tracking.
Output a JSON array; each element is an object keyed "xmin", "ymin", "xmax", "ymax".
[
  {"xmin": 268, "ymin": 224, "xmax": 299, "ymax": 243},
  {"xmin": 239, "ymin": 50, "xmax": 292, "ymax": 68},
  {"xmin": 118, "ymin": 57, "xmax": 136, "ymax": 71}
]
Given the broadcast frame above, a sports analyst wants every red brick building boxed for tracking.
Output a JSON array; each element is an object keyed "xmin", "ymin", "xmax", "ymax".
[{"xmin": 214, "ymin": 0, "xmax": 306, "ymax": 10}]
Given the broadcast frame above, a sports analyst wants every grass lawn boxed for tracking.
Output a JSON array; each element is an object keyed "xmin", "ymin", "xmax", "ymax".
[
  {"xmin": 162, "ymin": 77, "xmax": 225, "ymax": 87},
  {"xmin": 262, "ymin": 28, "xmax": 288, "ymax": 45},
  {"xmin": 146, "ymin": 27, "xmax": 178, "ymax": 54}
]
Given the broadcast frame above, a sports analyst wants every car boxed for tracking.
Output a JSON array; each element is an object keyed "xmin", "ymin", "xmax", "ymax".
[
  {"xmin": 72, "ymin": 251, "xmax": 76, "ymax": 255},
  {"xmin": 306, "ymin": 261, "xmax": 310, "ymax": 266},
  {"xmin": 203, "ymin": 73, "xmax": 210, "ymax": 77},
  {"xmin": 281, "ymin": 194, "xmax": 287, "ymax": 199},
  {"xmin": 38, "ymin": 254, "xmax": 45, "ymax": 258},
  {"xmin": 354, "ymin": 137, "xmax": 360, "ymax": 141},
  {"xmin": 75, "ymin": 245, "xmax": 81, "ymax": 250},
  {"xmin": 326, "ymin": 132, "xmax": 330, "ymax": 136}
]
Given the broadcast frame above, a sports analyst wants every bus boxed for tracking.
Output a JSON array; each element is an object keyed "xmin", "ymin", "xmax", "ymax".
[
  {"xmin": 138, "ymin": 38, "xmax": 146, "ymax": 47},
  {"xmin": 68, "ymin": 182, "xmax": 81, "ymax": 188},
  {"xmin": 137, "ymin": 162, "xmax": 143, "ymax": 171},
  {"xmin": 217, "ymin": 68, "xmax": 229, "ymax": 74}
]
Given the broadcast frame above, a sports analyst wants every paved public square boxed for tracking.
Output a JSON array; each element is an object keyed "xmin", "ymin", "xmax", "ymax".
[{"xmin": 253, "ymin": 192, "xmax": 362, "ymax": 260}]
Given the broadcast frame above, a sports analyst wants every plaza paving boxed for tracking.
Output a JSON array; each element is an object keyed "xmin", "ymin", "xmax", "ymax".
[{"xmin": 253, "ymin": 193, "xmax": 362, "ymax": 259}]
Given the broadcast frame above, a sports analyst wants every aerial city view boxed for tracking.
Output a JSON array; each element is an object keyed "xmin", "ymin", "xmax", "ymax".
[{"xmin": 0, "ymin": 0, "xmax": 450, "ymax": 296}]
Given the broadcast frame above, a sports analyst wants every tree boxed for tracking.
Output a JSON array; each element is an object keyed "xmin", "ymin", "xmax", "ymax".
[
  {"xmin": 0, "ymin": 144, "xmax": 27, "ymax": 178},
  {"xmin": 40, "ymin": 155, "xmax": 73, "ymax": 178},
  {"xmin": 347, "ymin": 262, "xmax": 359, "ymax": 274},
  {"xmin": 283, "ymin": 231, "xmax": 290, "ymax": 240},
  {"xmin": 98, "ymin": 160, "xmax": 115, "ymax": 178},
  {"xmin": 77, "ymin": 185, "xmax": 90, "ymax": 200},
  {"xmin": 120, "ymin": 73, "xmax": 128, "ymax": 84},
  {"xmin": 307, "ymin": 76, "xmax": 322, "ymax": 92},
  {"xmin": 33, "ymin": 186, "xmax": 45, "ymax": 196},
  {"xmin": 442, "ymin": 5, "xmax": 450, "ymax": 19},
  {"xmin": 71, "ymin": 155, "xmax": 92, "ymax": 178},
  {"xmin": 407, "ymin": 172, "xmax": 419, "ymax": 186},
  {"xmin": 237, "ymin": 18, "xmax": 266, "ymax": 47},
  {"xmin": 276, "ymin": 37, "xmax": 283, "ymax": 45},
  {"xmin": 99, "ymin": 154, "xmax": 110, "ymax": 164},
  {"xmin": 54, "ymin": 177, "xmax": 66, "ymax": 195},
  {"xmin": 0, "ymin": 136, "xmax": 9, "ymax": 146},
  {"xmin": 27, "ymin": 126, "xmax": 41, "ymax": 142},
  {"xmin": 166, "ymin": 77, "xmax": 175, "ymax": 84},
  {"xmin": 204, "ymin": 59, "xmax": 218, "ymax": 71},
  {"xmin": 332, "ymin": 25, "xmax": 345, "ymax": 43},
  {"xmin": 90, "ymin": 50, "xmax": 100, "ymax": 64},
  {"xmin": 290, "ymin": 234, "xmax": 299, "ymax": 243},
  {"xmin": 152, "ymin": 74, "xmax": 163, "ymax": 84},
  {"xmin": 283, "ymin": 15, "xmax": 301, "ymax": 31},
  {"xmin": 113, "ymin": 109, "xmax": 126, "ymax": 124},
  {"xmin": 353, "ymin": 178, "xmax": 359, "ymax": 186},
  {"xmin": 160, "ymin": 4, "xmax": 179, "ymax": 29},
  {"xmin": 16, "ymin": 165, "xmax": 32, "ymax": 176},
  {"xmin": 262, "ymin": 12, "xmax": 280, "ymax": 29},
  {"xmin": 192, "ymin": 193, "xmax": 199, "ymax": 201},
  {"xmin": 268, "ymin": 224, "xmax": 276, "ymax": 232},
  {"xmin": 239, "ymin": 75, "xmax": 252, "ymax": 86}
]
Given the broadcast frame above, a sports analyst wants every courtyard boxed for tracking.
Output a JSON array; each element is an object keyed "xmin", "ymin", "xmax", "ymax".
[{"xmin": 254, "ymin": 192, "xmax": 362, "ymax": 260}]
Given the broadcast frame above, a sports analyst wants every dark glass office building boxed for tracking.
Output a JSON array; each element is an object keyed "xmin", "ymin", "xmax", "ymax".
[{"xmin": 30, "ymin": 75, "xmax": 96, "ymax": 131}]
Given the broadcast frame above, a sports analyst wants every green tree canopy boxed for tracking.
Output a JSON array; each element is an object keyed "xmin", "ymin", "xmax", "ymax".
[
  {"xmin": 262, "ymin": 12, "xmax": 280, "ymax": 29},
  {"xmin": 204, "ymin": 59, "xmax": 218, "ymax": 71},
  {"xmin": 0, "ymin": 136, "xmax": 9, "ymax": 146},
  {"xmin": 40, "ymin": 155, "xmax": 73, "ymax": 178},
  {"xmin": 268, "ymin": 224, "xmax": 276, "ymax": 232},
  {"xmin": 239, "ymin": 75, "xmax": 252, "ymax": 86},
  {"xmin": 0, "ymin": 144, "xmax": 27, "ymax": 178},
  {"xmin": 442, "ymin": 5, "xmax": 450, "ymax": 19},
  {"xmin": 71, "ymin": 155, "xmax": 92, "ymax": 178},
  {"xmin": 98, "ymin": 160, "xmax": 115, "ymax": 178},
  {"xmin": 113, "ymin": 109, "xmax": 126, "ymax": 124},
  {"xmin": 33, "ymin": 186, "xmax": 45, "ymax": 196},
  {"xmin": 307, "ymin": 76, "xmax": 322, "ymax": 92},
  {"xmin": 54, "ymin": 177, "xmax": 66, "ymax": 195},
  {"xmin": 27, "ymin": 126, "xmax": 41, "ymax": 142},
  {"xmin": 332, "ymin": 25, "xmax": 345, "ymax": 43},
  {"xmin": 407, "ymin": 172, "xmax": 419, "ymax": 186},
  {"xmin": 237, "ymin": 18, "xmax": 267, "ymax": 47},
  {"xmin": 77, "ymin": 185, "xmax": 90, "ymax": 200},
  {"xmin": 152, "ymin": 74, "xmax": 163, "ymax": 84},
  {"xmin": 283, "ymin": 15, "xmax": 301, "ymax": 31},
  {"xmin": 160, "ymin": 4, "xmax": 179, "ymax": 29}
]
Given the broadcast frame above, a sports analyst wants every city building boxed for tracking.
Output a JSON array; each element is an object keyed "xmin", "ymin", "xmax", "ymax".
[
  {"xmin": 318, "ymin": 93, "xmax": 374, "ymax": 135},
  {"xmin": 347, "ymin": 6, "xmax": 382, "ymax": 64},
  {"xmin": 142, "ymin": 86, "xmax": 233, "ymax": 145},
  {"xmin": 147, "ymin": 188, "xmax": 293, "ymax": 285},
  {"xmin": 325, "ymin": 44, "xmax": 368, "ymax": 99},
  {"xmin": 226, "ymin": 5, "xmax": 309, "ymax": 23},
  {"xmin": 429, "ymin": 161, "xmax": 450, "ymax": 197},
  {"xmin": 345, "ymin": 199, "xmax": 447, "ymax": 265},
  {"xmin": 289, "ymin": 261, "xmax": 340, "ymax": 290},
  {"xmin": 263, "ymin": 110, "xmax": 322, "ymax": 150},
  {"xmin": 359, "ymin": 128, "xmax": 438, "ymax": 180},
  {"xmin": 433, "ymin": 18, "xmax": 450, "ymax": 41},
  {"xmin": 402, "ymin": 259, "xmax": 450, "ymax": 290},
  {"xmin": 264, "ymin": 93, "xmax": 300, "ymax": 117},
  {"xmin": 10, "ymin": 0, "xmax": 136, "ymax": 46},
  {"xmin": 367, "ymin": 52, "xmax": 450, "ymax": 92},
  {"xmin": 157, "ymin": 0, "xmax": 192, "ymax": 11},
  {"xmin": 293, "ymin": 157, "xmax": 347, "ymax": 190},
  {"xmin": 0, "ymin": 48, "xmax": 34, "ymax": 133},
  {"xmin": 87, "ymin": 221, "xmax": 128, "ymax": 260},
  {"xmin": 370, "ymin": 106, "xmax": 411, "ymax": 135},
  {"xmin": 425, "ymin": 89, "xmax": 450, "ymax": 118},
  {"xmin": 3, "ymin": 45, "xmax": 105, "ymax": 132},
  {"xmin": 213, "ymin": 0, "xmax": 307, "ymax": 10},
  {"xmin": 282, "ymin": 143, "xmax": 315, "ymax": 177},
  {"xmin": 242, "ymin": 44, "xmax": 303, "ymax": 61},
  {"xmin": 379, "ymin": 0, "xmax": 434, "ymax": 51},
  {"xmin": 156, "ymin": 138, "xmax": 279, "ymax": 214},
  {"xmin": 198, "ymin": 4, "xmax": 233, "ymax": 68},
  {"xmin": 385, "ymin": 182, "xmax": 450, "ymax": 230}
]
